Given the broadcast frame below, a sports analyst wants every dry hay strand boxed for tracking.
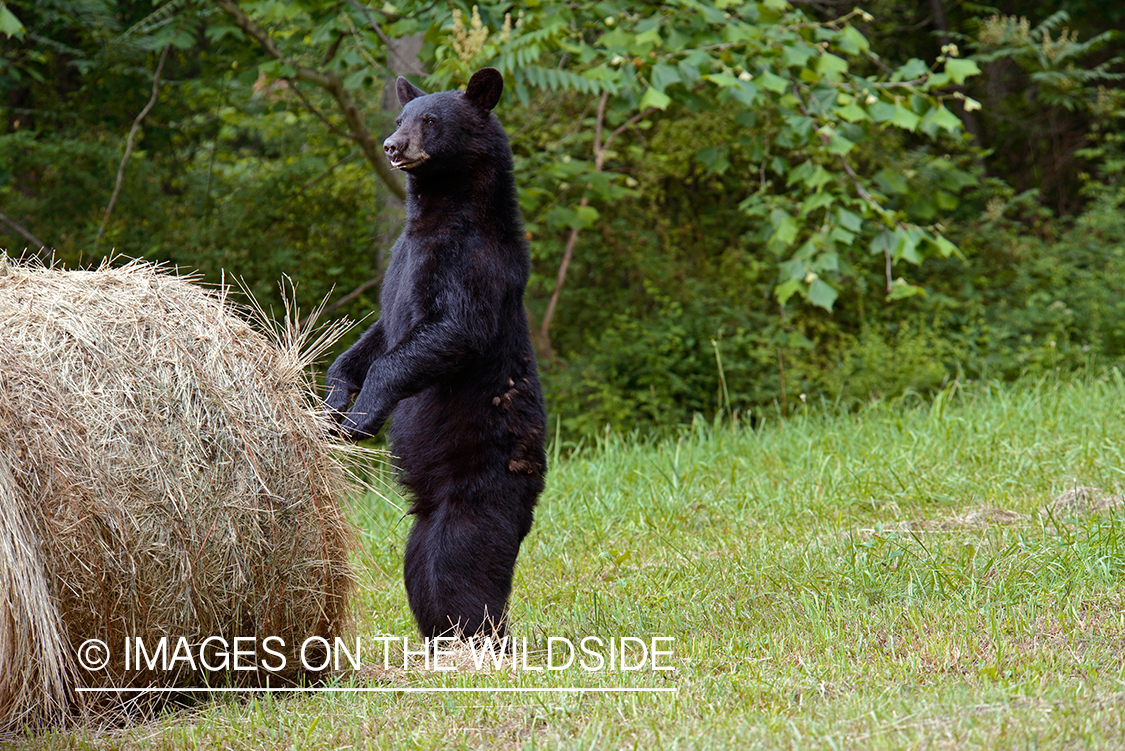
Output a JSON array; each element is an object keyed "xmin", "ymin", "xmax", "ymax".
[
  {"xmin": 852, "ymin": 507, "xmax": 1024, "ymax": 539},
  {"xmin": 941, "ymin": 506, "xmax": 1024, "ymax": 529},
  {"xmin": 0, "ymin": 256, "xmax": 359, "ymax": 732},
  {"xmin": 1043, "ymin": 486, "xmax": 1125, "ymax": 518}
]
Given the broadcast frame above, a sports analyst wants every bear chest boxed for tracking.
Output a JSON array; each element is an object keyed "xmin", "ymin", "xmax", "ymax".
[{"xmin": 380, "ymin": 243, "xmax": 455, "ymax": 345}]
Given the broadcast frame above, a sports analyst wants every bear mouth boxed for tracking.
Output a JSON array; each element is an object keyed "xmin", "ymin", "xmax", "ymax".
[{"xmin": 388, "ymin": 156, "xmax": 428, "ymax": 171}]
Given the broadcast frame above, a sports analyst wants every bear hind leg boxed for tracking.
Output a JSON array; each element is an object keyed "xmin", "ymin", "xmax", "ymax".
[{"xmin": 403, "ymin": 493, "xmax": 533, "ymax": 640}]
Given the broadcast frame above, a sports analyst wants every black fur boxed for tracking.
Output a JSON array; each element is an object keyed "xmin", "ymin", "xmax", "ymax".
[{"xmin": 325, "ymin": 68, "xmax": 547, "ymax": 639}]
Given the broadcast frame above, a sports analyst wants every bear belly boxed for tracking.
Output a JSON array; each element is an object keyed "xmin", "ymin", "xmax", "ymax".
[{"xmin": 389, "ymin": 384, "xmax": 544, "ymax": 514}]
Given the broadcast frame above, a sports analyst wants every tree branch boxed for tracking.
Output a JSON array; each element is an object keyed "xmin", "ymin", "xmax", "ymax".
[
  {"xmin": 537, "ymin": 97, "xmax": 655, "ymax": 357},
  {"xmin": 301, "ymin": 271, "xmax": 385, "ymax": 329},
  {"xmin": 538, "ymin": 195, "xmax": 587, "ymax": 358},
  {"xmin": 0, "ymin": 210, "xmax": 48, "ymax": 257},
  {"xmin": 322, "ymin": 31, "xmax": 347, "ymax": 66},
  {"xmin": 603, "ymin": 105, "xmax": 655, "ymax": 155},
  {"xmin": 296, "ymin": 151, "xmax": 360, "ymax": 198},
  {"xmin": 345, "ymin": 0, "xmax": 427, "ymax": 77},
  {"xmin": 95, "ymin": 43, "xmax": 172, "ymax": 247},
  {"xmin": 212, "ymin": 0, "xmax": 405, "ymax": 201},
  {"xmin": 291, "ymin": 82, "xmax": 353, "ymax": 141},
  {"xmin": 593, "ymin": 92, "xmax": 608, "ymax": 159}
]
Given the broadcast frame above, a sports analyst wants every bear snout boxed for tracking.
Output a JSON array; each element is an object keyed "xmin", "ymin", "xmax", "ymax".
[
  {"xmin": 383, "ymin": 135, "xmax": 405, "ymax": 160},
  {"xmin": 383, "ymin": 132, "xmax": 428, "ymax": 170}
]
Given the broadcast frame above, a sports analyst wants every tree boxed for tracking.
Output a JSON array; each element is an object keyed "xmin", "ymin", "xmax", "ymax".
[{"xmin": 420, "ymin": 2, "xmax": 977, "ymax": 351}]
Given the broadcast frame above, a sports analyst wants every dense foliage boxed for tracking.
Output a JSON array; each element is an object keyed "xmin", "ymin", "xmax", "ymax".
[{"xmin": 1, "ymin": 0, "xmax": 1122, "ymax": 439}]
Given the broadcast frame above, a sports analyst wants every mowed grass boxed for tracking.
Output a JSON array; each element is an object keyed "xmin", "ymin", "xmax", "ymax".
[{"xmin": 18, "ymin": 370, "xmax": 1125, "ymax": 749}]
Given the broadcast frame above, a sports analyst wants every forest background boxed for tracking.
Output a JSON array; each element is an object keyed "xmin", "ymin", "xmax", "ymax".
[{"xmin": 2, "ymin": 0, "xmax": 1123, "ymax": 441}]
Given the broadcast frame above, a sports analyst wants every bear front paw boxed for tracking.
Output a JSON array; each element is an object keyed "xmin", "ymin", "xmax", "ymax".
[
  {"xmin": 324, "ymin": 379, "xmax": 359, "ymax": 418},
  {"xmin": 336, "ymin": 409, "xmax": 388, "ymax": 442}
]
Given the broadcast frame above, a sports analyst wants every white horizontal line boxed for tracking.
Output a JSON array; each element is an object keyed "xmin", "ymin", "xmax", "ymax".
[{"xmin": 76, "ymin": 687, "xmax": 677, "ymax": 694}]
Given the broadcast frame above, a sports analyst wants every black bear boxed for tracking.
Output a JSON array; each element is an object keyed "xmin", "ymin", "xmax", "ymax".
[{"xmin": 324, "ymin": 68, "xmax": 546, "ymax": 640}]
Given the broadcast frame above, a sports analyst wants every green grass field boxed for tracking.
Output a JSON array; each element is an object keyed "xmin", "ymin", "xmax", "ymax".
[{"xmin": 19, "ymin": 370, "xmax": 1125, "ymax": 749}]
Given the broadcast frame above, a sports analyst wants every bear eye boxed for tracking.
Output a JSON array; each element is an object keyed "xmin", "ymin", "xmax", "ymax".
[
  {"xmin": 395, "ymin": 117, "xmax": 402, "ymax": 126},
  {"xmin": 423, "ymin": 115, "xmax": 436, "ymax": 126}
]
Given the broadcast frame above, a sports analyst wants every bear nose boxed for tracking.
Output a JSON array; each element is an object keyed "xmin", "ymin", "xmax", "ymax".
[{"xmin": 383, "ymin": 136, "xmax": 403, "ymax": 159}]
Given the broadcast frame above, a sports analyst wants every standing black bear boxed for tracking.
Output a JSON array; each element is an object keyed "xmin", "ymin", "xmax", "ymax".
[{"xmin": 325, "ymin": 68, "xmax": 547, "ymax": 640}]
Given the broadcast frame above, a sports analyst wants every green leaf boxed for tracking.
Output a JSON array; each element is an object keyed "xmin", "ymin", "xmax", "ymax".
[
  {"xmin": 909, "ymin": 198, "xmax": 937, "ymax": 221},
  {"xmin": 829, "ymin": 226, "xmax": 856, "ymax": 245},
  {"xmin": 695, "ymin": 146, "xmax": 730, "ymax": 175},
  {"xmin": 635, "ymin": 27, "xmax": 662, "ymax": 47},
  {"xmin": 936, "ymin": 190, "xmax": 958, "ymax": 210},
  {"xmin": 944, "ymin": 58, "xmax": 981, "ymax": 85},
  {"xmin": 868, "ymin": 100, "xmax": 896, "ymax": 122},
  {"xmin": 874, "ymin": 169, "xmax": 909, "ymax": 194},
  {"xmin": 891, "ymin": 103, "xmax": 920, "ymax": 132},
  {"xmin": 775, "ymin": 277, "xmax": 802, "ymax": 305},
  {"xmin": 926, "ymin": 72, "xmax": 951, "ymax": 88},
  {"xmin": 897, "ymin": 231, "xmax": 922, "ymax": 264},
  {"xmin": 574, "ymin": 205, "xmax": 600, "ymax": 228},
  {"xmin": 731, "ymin": 80, "xmax": 759, "ymax": 106},
  {"xmin": 816, "ymin": 251, "xmax": 840, "ymax": 273},
  {"xmin": 171, "ymin": 31, "xmax": 195, "ymax": 50},
  {"xmin": 887, "ymin": 278, "xmax": 925, "ymax": 300},
  {"xmin": 757, "ymin": 70, "xmax": 788, "ymax": 93},
  {"xmin": 801, "ymin": 191, "xmax": 834, "ymax": 215},
  {"xmin": 817, "ymin": 53, "xmax": 848, "ymax": 80},
  {"xmin": 807, "ymin": 279, "xmax": 838, "ymax": 310},
  {"xmin": 781, "ymin": 43, "xmax": 816, "ymax": 69},
  {"xmin": 639, "ymin": 87, "xmax": 671, "ymax": 111},
  {"xmin": 0, "ymin": 4, "xmax": 22, "ymax": 39},
  {"xmin": 342, "ymin": 69, "xmax": 368, "ymax": 90},
  {"xmin": 837, "ymin": 207, "xmax": 863, "ymax": 233},
  {"xmin": 788, "ymin": 331, "xmax": 815, "ymax": 349},
  {"xmin": 650, "ymin": 63, "xmax": 680, "ymax": 93},
  {"xmin": 939, "ymin": 166, "xmax": 978, "ymax": 191},
  {"xmin": 721, "ymin": 20, "xmax": 758, "ymax": 44},
  {"xmin": 838, "ymin": 26, "xmax": 870, "ymax": 55},
  {"xmin": 205, "ymin": 24, "xmax": 245, "ymax": 43},
  {"xmin": 706, "ymin": 72, "xmax": 740, "ymax": 89},
  {"xmin": 584, "ymin": 64, "xmax": 617, "ymax": 81},
  {"xmin": 870, "ymin": 228, "xmax": 896, "ymax": 256},
  {"xmin": 794, "ymin": 237, "xmax": 819, "ymax": 261},
  {"xmin": 545, "ymin": 206, "xmax": 577, "ymax": 231},
  {"xmin": 836, "ymin": 102, "xmax": 870, "ymax": 122},
  {"xmin": 781, "ymin": 259, "xmax": 805, "ymax": 279},
  {"xmin": 770, "ymin": 215, "xmax": 799, "ymax": 249},
  {"xmin": 807, "ymin": 165, "xmax": 833, "ymax": 190},
  {"xmin": 786, "ymin": 161, "xmax": 813, "ymax": 188},
  {"xmin": 895, "ymin": 58, "xmax": 929, "ymax": 81},
  {"xmin": 931, "ymin": 234, "xmax": 958, "ymax": 258},
  {"xmin": 825, "ymin": 130, "xmax": 855, "ymax": 155},
  {"xmin": 697, "ymin": 3, "xmax": 726, "ymax": 23},
  {"xmin": 923, "ymin": 105, "xmax": 962, "ymax": 135},
  {"xmin": 677, "ymin": 60, "xmax": 701, "ymax": 85}
]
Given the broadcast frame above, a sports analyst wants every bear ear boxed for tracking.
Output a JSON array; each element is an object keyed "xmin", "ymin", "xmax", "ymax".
[
  {"xmin": 397, "ymin": 77, "xmax": 426, "ymax": 107},
  {"xmin": 465, "ymin": 67, "xmax": 503, "ymax": 111}
]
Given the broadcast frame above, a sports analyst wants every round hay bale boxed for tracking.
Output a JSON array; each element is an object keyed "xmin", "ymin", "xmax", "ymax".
[{"xmin": 0, "ymin": 257, "xmax": 356, "ymax": 731}]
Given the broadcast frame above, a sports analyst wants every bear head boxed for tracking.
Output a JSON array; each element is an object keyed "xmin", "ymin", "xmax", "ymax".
[{"xmin": 382, "ymin": 68, "xmax": 505, "ymax": 175}]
